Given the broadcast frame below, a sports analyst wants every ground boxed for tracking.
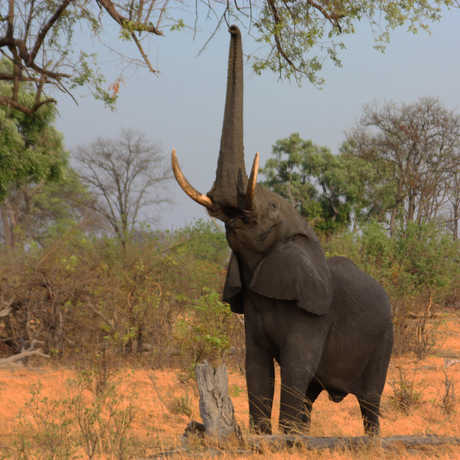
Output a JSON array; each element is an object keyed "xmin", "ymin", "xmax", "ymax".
[{"xmin": 0, "ymin": 311, "xmax": 459, "ymax": 459}]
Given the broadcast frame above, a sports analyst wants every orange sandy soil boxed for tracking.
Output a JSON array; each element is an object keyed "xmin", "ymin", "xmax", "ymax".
[{"xmin": 0, "ymin": 312, "xmax": 459, "ymax": 459}]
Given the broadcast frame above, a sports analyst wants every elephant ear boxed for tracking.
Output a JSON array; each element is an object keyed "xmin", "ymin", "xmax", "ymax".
[
  {"xmin": 250, "ymin": 236, "xmax": 332, "ymax": 315},
  {"xmin": 223, "ymin": 252, "xmax": 244, "ymax": 314}
]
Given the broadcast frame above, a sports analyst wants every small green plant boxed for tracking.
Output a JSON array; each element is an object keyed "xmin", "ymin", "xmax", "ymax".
[
  {"xmin": 440, "ymin": 369, "xmax": 456, "ymax": 415},
  {"xmin": 175, "ymin": 289, "xmax": 234, "ymax": 365},
  {"xmin": 230, "ymin": 384, "xmax": 243, "ymax": 398},
  {"xmin": 14, "ymin": 383, "xmax": 77, "ymax": 459},
  {"xmin": 169, "ymin": 394, "xmax": 193, "ymax": 417},
  {"xmin": 12, "ymin": 369, "xmax": 138, "ymax": 459},
  {"xmin": 389, "ymin": 367, "xmax": 422, "ymax": 414}
]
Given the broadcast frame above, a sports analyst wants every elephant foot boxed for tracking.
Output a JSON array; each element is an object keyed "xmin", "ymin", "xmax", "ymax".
[
  {"xmin": 250, "ymin": 417, "xmax": 272, "ymax": 435},
  {"xmin": 279, "ymin": 417, "xmax": 310, "ymax": 435}
]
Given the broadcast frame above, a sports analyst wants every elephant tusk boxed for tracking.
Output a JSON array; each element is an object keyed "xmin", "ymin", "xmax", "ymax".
[
  {"xmin": 171, "ymin": 149, "xmax": 213, "ymax": 208},
  {"xmin": 246, "ymin": 152, "xmax": 259, "ymax": 209}
]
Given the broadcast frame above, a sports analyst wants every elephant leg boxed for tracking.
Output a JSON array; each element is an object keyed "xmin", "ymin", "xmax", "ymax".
[
  {"xmin": 278, "ymin": 319, "xmax": 328, "ymax": 433},
  {"xmin": 302, "ymin": 378, "xmax": 323, "ymax": 431},
  {"xmin": 278, "ymin": 363, "xmax": 312, "ymax": 433},
  {"xmin": 358, "ymin": 395, "xmax": 381, "ymax": 435},
  {"xmin": 358, "ymin": 329, "xmax": 392, "ymax": 436},
  {"xmin": 245, "ymin": 342, "xmax": 275, "ymax": 434}
]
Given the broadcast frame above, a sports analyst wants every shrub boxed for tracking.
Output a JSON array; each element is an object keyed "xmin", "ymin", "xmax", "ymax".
[
  {"xmin": 389, "ymin": 367, "xmax": 422, "ymax": 414},
  {"xmin": 325, "ymin": 221, "xmax": 458, "ymax": 356},
  {"xmin": 0, "ymin": 219, "xmax": 246, "ymax": 370}
]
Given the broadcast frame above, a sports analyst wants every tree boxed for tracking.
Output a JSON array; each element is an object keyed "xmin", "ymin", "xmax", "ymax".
[
  {"xmin": 446, "ymin": 167, "xmax": 459, "ymax": 240},
  {"xmin": 1, "ymin": 0, "xmax": 459, "ymax": 114},
  {"xmin": 262, "ymin": 132, "xmax": 365, "ymax": 234},
  {"xmin": 0, "ymin": 0, "xmax": 165, "ymax": 114},
  {"xmin": 75, "ymin": 129, "xmax": 171, "ymax": 249},
  {"xmin": 344, "ymin": 97, "xmax": 460, "ymax": 234},
  {"xmin": 0, "ymin": 169, "xmax": 102, "ymax": 247},
  {"xmin": 0, "ymin": 72, "xmax": 68, "ymax": 247}
]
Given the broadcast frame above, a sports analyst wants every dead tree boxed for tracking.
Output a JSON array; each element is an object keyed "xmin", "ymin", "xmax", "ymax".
[
  {"xmin": 184, "ymin": 361, "xmax": 241, "ymax": 443},
  {"xmin": 0, "ymin": 340, "xmax": 49, "ymax": 368}
]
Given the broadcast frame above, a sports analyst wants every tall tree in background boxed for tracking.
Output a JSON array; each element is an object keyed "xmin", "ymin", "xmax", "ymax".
[
  {"xmin": 75, "ymin": 130, "xmax": 171, "ymax": 250},
  {"xmin": 0, "ymin": 169, "xmax": 102, "ymax": 247},
  {"xmin": 261, "ymin": 133, "xmax": 366, "ymax": 234},
  {"xmin": 0, "ymin": 68, "xmax": 68, "ymax": 247},
  {"xmin": 1, "ymin": 0, "xmax": 458, "ymax": 115},
  {"xmin": 447, "ymin": 168, "xmax": 459, "ymax": 240},
  {"xmin": 344, "ymin": 97, "xmax": 460, "ymax": 236}
]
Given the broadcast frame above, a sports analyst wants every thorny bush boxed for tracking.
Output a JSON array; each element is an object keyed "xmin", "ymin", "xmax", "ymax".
[{"xmin": 0, "ymin": 218, "xmax": 457, "ymax": 369}]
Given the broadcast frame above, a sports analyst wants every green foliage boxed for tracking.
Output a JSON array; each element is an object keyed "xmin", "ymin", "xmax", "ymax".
[
  {"xmin": 175, "ymin": 288, "xmax": 234, "ymax": 365},
  {"xmin": 326, "ymin": 221, "xmax": 458, "ymax": 303},
  {"xmin": 171, "ymin": 219, "xmax": 229, "ymax": 265},
  {"xmin": 0, "ymin": 219, "xmax": 243, "ymax": 369},
  {"xmin": 262, "ymin": 133, "xmax": 366, "ymax": 234},
  {"xmin": 1, "ymin": 1, "xmax": 456, "ymax": 112},
  {"xmin": 251, "ymin": 0, "xmax": 455, "ymax": 84},
  {"xmin": 0, "ymin": 215, "xmax": 455, "ymax": 369},
  {"xmin": 326, "ymin": 220, "xmax": 458, "ymax": 356},
  {"xmin": 0, "ymin": 67, "xmax": 68, "ymax": 200}
]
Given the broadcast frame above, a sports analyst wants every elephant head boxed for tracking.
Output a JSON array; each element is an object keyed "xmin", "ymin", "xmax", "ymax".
[{"xmin": 172, "ymin": 25, "xmax": 331, "ymax": 315}]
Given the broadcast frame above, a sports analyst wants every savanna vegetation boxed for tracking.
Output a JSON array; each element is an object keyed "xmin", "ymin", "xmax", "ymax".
[{"xmin": 0, "ymin": 30, "xmax": 459, "ymax": 456}]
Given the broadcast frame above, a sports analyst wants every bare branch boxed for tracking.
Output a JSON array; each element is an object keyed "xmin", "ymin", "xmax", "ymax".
[
  {"xmin": 29, "ymin": 0, "xmax": 73, "ymax": 63},
  {"xmin": 130, "ymin": 31, "xmax": 157, "ymax": 73},
  {"xmin": 97, "ymin": 0, "xmax": 163, "ymax": 35}
]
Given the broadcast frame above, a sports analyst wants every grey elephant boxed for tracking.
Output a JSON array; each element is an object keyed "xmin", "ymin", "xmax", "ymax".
[{"xmin": 172, "ymin": 25, "xmax": 393, "ymax": 435}]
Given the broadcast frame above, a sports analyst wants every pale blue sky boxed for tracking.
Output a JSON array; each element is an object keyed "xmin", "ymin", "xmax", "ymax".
[{"xmin": 55, "ymin": 10, "xmax": 460, "ymax": 229}]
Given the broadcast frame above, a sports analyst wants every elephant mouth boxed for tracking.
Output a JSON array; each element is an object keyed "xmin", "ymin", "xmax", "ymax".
[
  {"xmin": 256, "ymin": 223, "xmax": 279, "ymax": 243},
  {"xmin": 171, "ymin": 149, "xmax": 260, "ymax": 217}
]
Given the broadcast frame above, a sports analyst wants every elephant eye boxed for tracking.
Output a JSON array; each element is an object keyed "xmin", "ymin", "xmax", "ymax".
[{"xmin": 270, "ymin": 202, "xmax": 277, "ymax": 209}]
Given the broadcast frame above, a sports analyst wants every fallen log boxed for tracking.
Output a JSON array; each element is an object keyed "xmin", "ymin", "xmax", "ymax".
[
  {"xmin": 150, "ymin": 434, "xmax": 460, "ymax": 458},
  {"xmin": 0, "ymin": 345, "xmax": 49, "ymax": 368},
  {"xmin": 0, "ymin": 306, "xmax": 12, "ymax": 318},
  {"xmin": 162, "ymin": 361, "xmax": 460, "ymax": 458},
  {"xmin": 250, "ymin": 433, "xmax": 460, "ymax": 450}
]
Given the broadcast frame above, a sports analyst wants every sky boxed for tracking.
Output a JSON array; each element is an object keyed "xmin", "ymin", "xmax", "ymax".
[{"xmin": 55, "ymin": 8, "xmax": 460, "ymax": 230}]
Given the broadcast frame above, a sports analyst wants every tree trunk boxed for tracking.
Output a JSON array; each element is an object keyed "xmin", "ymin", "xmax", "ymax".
[
  {"xmin": 184, "ymin": 361, "xmax": 241, "ymax": 442},
  {"xmin": 0, "ymin": 202, "xmax": 15, "ymax": 248}
]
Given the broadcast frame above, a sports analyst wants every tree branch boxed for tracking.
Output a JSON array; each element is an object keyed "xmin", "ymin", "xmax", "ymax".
[
  {"xmin": 97, "ymin": 0, "xmax": 164, "ymax": 35},
  {"xmin": 0, "ymin": 94, "xmax": 56, "ymax": 114},
  {"xmin": 29, "ymin": 0, "xmax": 73, "ymax": 63}
]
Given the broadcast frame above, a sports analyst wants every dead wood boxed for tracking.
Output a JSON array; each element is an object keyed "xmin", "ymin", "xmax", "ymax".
[
  {"xmin": 170, "ymin": 360, "xmax": 460, "ymax": 458},
  {"xmin": 151, "ymin": 434, "xmax": 460, "ymax": 458},
  {"xmin": 183, "ymin": 361, "xmax": 241, "ymax": 443},
  {"xmin": 0, "ymin": 343, "xmax": 49, "ymax": 368},
  {"xmin": 0, "ymin": 306, "xmax": 12, "ymax": 318}
]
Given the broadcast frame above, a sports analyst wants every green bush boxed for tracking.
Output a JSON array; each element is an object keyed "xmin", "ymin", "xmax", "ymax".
[
  {"xmin": 0, "ymin": 217, "xmax": 456, "ymax": 368},
  {"xmin": 325, "ymin": 220, "xmax": 458, "ymax": 356},
  {"xmin": 0, "ymin": 219, "xmax": 244, "ymax": 369}
]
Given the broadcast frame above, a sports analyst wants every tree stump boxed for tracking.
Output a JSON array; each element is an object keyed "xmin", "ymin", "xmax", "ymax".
[{"xmin": 183, "ymin": 361, "xmax": 241, "ymax": 443}]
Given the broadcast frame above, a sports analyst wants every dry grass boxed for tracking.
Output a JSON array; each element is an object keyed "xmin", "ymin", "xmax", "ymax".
[{"xmin": 0, "ymin": 312, "xmax": 458, "ymax": 459}]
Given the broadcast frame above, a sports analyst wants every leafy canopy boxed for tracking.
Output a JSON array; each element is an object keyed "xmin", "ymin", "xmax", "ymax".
[
  {"xmin": 0, "ymin": 0, "xmax": 458, "ymax": 115},
  {"xmin": 0, "ymin": 64, "xmax": 67, "ymax": 200},
  {"xmin": 261, "ymin": 132, "xmax": 370, "ymax": 234}
]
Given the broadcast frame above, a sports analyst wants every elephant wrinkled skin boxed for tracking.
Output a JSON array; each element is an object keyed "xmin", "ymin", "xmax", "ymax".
[{"xmin": 172, "ymin": 25, "xmax": 393, "ymax": 435}]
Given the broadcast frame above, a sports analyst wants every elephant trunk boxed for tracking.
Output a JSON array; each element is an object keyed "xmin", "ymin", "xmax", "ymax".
[
  {"xmin": 207, "ymin": 25, "xmax": 247, "ymax": 210},
  {"xmin": 171, "ymin": 25, "xmax": 259, "ymax": 215}
]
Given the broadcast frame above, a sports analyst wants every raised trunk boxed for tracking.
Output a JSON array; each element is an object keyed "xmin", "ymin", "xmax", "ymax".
[{"xmin": 208, "ymin": 25, "xmax": 247, "ymax": 209}]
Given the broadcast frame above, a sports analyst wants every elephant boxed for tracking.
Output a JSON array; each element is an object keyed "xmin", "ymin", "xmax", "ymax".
[{"xmin": 171, "ymin": 25, "xmax": 393, "ymax": 436}]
